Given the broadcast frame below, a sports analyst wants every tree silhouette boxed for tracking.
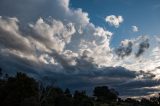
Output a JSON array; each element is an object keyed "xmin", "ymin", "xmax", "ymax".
[
  {"xmin": 141, "ymin": 98, "xmax": 151, "ymax": 106},
  {"xmin": 0, "ymin": 72, "xmax": 39, "ymax": 106},
  {"xmin": 0, "ymin": 68, "xmax": 2, "ymax": 78},
  {"xmin": 65, "ymin": 88, "xmax": 72, "ymax": 98},
  {"xmin": 93, "ymin": 86, "xmax": 118, "ymax": 103},
  {"xmin": 73, "ymin": 90, "xmax": 93, "ymax": 106}
]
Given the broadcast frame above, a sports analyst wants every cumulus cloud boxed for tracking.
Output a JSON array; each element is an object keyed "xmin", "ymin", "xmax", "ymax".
[
  {"xmin": 135, "ymin": 37, "xmax": 150, "ymax": 57},
  {"xmin": 0, "ymin": 17, "xmax": 34, "ymax": 54},
  {"xmin": 29, "ymin": 18, "xmax": 76, "ymax": 53},
  {"xmin": 115, "ymin": 40, "xmax": 133, "ymax": 58},
  {"xmin": 0, "ymin": 0, "xmax": 160, "ymax": 98},
  {"xmin": 0, "ymin": 0, "xmax": 113, "ymax": 75},
  {"xmin": 105, "ymin": 15, "xmax": 123, "ymax": 28},
  {"xmin": 115, "ymin": 36, "xmax": 150, "ymax": 58},
  {"xmin": 132, "ymin": 25, "xmax": 139, "ymax": 32}
]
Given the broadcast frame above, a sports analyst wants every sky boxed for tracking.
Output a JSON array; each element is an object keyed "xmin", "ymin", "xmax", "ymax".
[
  {"xmin": 71, "ymin": 0, "xmax": 160, "ymax": 46},
  {"xmin": 0, "ymin": 0, "xmax": 160, "ymax": 98}
]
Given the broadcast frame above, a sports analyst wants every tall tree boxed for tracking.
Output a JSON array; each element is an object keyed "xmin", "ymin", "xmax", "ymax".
[
  {"xmin": 0, "ymin": 72, "xmax": 39, "ymax": 106},
  {"xmin": 93, "ymin": 86, "xmax": 118, "ymax": 103}
]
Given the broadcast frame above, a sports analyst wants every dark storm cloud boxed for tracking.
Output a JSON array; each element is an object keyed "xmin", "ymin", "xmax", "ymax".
[
  {"xmin": 136, "ymin": 38, "xmax": 150, "ymax": 57},
  {"xmin": 115, "ymin": 37, "xmax": 150, "ymax": 58},
  {"xmin": 33, "ymin": 65, "xmax": 139, "ymax": 96},
  {"xmin": 0, "ymin": 0, "xmax": 64, "ymax": 23},
  {"xmin": 116, "ymin": 79, "xmax": 160, "ymax": 97},
  {"xmin": 0, "ymin": 0, "xmax": 89, "ymax": 26},
  {"xmin": 115, "ymin": 41, "xmax": 133, "ymax": 58},
  {"xmin": 22, "ymin": 64, "xmax": 159, "ymax": 97},
  {"xmin": 113, "ymin": 71, "xmax": 158, "ymax": 97},
  {"xmin": 0, "ymin": 53, "xmax": 39, "ymax": 76}
]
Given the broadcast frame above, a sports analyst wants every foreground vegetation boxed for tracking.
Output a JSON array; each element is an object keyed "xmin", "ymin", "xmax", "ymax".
[{"xmin": 0, "ymin": 68, "xmax": 160, "ymax": 106}]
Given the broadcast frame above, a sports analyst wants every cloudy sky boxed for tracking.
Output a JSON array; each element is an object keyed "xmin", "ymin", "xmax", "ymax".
[{"xmin": 0, "ymin": 0, "xmax": 160, "ymax": 98}]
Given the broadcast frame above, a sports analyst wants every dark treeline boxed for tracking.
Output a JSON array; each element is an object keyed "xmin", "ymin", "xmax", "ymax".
[{"xmin": 0, "ymin": 68, "xmax": 160, "ymax": 106}]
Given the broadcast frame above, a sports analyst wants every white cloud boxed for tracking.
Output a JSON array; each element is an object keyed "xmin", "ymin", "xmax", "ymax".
[
  {"xmin": 29, "ymin": 18, "xmax": 76, "ymax": 53},
  {"xmin": 0, "ymin": 17, "xmax": 34, "ymax": 55},
  {"xmin": 132, "ymin": 25, "xmax": 139, "ymax": 32},
  {"xmin": 105, "ymin": 15, "xmax": 123, "ymax": 28}
]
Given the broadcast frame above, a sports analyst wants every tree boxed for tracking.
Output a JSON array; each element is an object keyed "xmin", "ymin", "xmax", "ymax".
[
  {"xmin": 0, "ymin": 68, "xmax": 2, "ymax": 78},
  {"xmin": 125, "ymin": 98, "xmax": 139, "ymax": 106},
  {"xmin": 150, "ymin": 96, "xmax": 159, "ymax": 106},
  {"xmin": 141, "ymin": 98, "xmax": 151, "ymax": 106},
  {"xmin": 65, "ymin": 88, "xmax": 72, "ymax": 98},
  {"xmin": 40, "ymin": 86, "xmax": 64, "ymax": 106},
  {"xmin": 93, "ymin": 86, "xmax": 118, "ymax": 103},
  {"xmin": 73, "ymin": 90, "xmax": 93, "ymax": 106},
  {"xmin": 0, "ymin": 72, "xmax": 39, "ymax": 106}
]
